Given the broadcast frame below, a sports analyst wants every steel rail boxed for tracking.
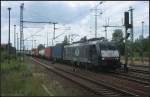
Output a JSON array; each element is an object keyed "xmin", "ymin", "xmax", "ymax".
[{"xmin": 32, "ymin": 57, "xmax": 138, "ymax": 96}]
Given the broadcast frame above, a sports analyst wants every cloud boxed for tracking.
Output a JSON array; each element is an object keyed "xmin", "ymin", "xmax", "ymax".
[
  {"xmin": 23, "ymin": 1, "xmax": 92, "ymax": 24},
  {"xmin": 1, "ymin": 1, "xmax": 149, "ymax": 49}
]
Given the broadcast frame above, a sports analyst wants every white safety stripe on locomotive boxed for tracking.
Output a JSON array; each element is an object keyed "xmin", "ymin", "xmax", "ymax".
[{"xmin": 101, "ymin": 50, "xmax": 119, "ymax": 57}]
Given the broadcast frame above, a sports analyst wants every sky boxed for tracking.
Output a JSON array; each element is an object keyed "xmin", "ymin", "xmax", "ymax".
[{"xmin": 1, "ymin": 1, "xmax": 149, "ymax": 50}]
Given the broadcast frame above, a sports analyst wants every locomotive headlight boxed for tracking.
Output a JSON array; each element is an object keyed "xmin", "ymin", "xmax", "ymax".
[{"xmin": 102, "ymin": 58, "xmax": 105, "ymax": 60}]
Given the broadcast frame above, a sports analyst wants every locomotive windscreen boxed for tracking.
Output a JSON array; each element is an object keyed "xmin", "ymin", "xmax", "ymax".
[
  {"xmin": 100, "ymin": 43, "xmax": 119, "ymax": 58},
  {"xmin": 100, "ymin": 43, "xmax": 117, "ymax": 50}
]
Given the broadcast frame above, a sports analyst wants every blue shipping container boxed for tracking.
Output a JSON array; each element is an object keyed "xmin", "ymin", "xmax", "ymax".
[{"xmin": 52, "ymin": 43, "xmax": 64, "ymax": 60}]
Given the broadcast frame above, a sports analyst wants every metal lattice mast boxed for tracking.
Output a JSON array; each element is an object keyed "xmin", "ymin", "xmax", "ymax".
[
  {"xmin": 20, "ymin": 3, "xmax": 24, "ymax": 61},
  {"xmin": 52, "ymin": 22, "xmax": 57, "ymax": 46},
  {"xmin": 95, "ymin": 7, "xmax": 98, "ymax": 38},
  {"xmin": 91, "ymin": 2, "xmax": 103, "ymax": 38}
]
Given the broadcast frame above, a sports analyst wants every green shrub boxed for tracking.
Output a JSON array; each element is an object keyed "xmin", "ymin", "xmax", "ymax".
[{"xmin": 1, "ymin": 57, "xmax": 47, "ymax": 96}]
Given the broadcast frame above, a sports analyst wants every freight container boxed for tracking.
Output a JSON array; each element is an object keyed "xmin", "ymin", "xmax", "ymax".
[
  {"xmin": 44, "ymin": 46, "xmax": 52, "ymax": 60},
  {"xmin": 35, "ymin": 49, "xmax": 39, "ymax": 57},
  {"xmin": 31, "ymin": 48, "xmax": 36, "ymax": 56},
  {"xmin": 39, "ymin": 49, "xmax": 45, "ymax": 57},
  {"xmin": 52, "ymin": 43, "xmax": 64, "ymax": 61}
]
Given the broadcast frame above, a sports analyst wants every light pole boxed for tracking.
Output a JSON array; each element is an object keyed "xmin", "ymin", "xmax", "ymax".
[
  {"xmin": 16, "ymin": 33, "xmax": 18, "ymax": 50},
  {"xmin": 14, "ymin": 25, "xmax": 16, "ymax": 48},
  {"xmin": 8, "ymin": 7, "xmax": 11, "ymax": 62},
  {"xmin": 141, "ymin": 21, "xmax": 144, "ymax": 64},
  {"xmin": 149, "ymin": 22, "xmax": 150, "ymax": 81},
  {"xmin": 16, "ymin": 33, "xmax": 19, "ymax": 58},
  {"xmin": 14, "ymin": 25, "xmax": 16, "ymax": 58},
  {"xmin": 34, "ymin": 40, "xmax": 37, "ymax": 48},
  {"xmin": 30, "ymin": 35, "xmax": 41, "ymax": 49}
]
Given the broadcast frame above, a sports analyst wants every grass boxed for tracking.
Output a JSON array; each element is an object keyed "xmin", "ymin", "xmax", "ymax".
[
  {"xmin": 1, "ymin": 57, "xmax": 48, "ymax": 96},
  {"xmin": 1, "ymin": 56, "xmax": 88, "ymax": 96}
]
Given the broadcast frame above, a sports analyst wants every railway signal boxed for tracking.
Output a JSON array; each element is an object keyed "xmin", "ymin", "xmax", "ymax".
[
  {"xmin": 124, "ymin": 9, "xmax": 134, "ymax": 72},
  {"xmin": 124, "ymin": 11, "xmax": 129, "ymax": 72},
  {"xmin": 128, "ymin": 7, "xmax": 134, "ymax": 65}
]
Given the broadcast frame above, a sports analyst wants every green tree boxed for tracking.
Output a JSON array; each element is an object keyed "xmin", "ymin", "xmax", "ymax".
[
  {"xmin": 133, "ymin": 36, "xmax": 149, "ymax": 57},
  {"xmin": 37, "ymin": 44, "xmax": 45, "ymax": 51},
  {"xmin": 63, "ymin": 35, "xmax": 69, "ymax": 45},
  {"xmin": 112, "ymin": 29, "xmax": 124, "ymax": 55},
  {"xmin": 112, "ymin": 29, "xmax": 124, "ymax": 42}
]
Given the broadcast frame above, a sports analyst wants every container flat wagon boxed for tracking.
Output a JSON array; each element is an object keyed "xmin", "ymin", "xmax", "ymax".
[
  {"xmin": 44, "ymin": 46, "xmax": 52, "ymax": 60},
  {"xmin": 52, "ymin": 43, "xmax": 64, "ymax": 61}
]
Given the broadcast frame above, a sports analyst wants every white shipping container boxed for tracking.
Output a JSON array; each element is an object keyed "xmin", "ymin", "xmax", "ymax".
[{"xmin": 39, "ymin": 49, "xmax": 45, "ymax": 56}]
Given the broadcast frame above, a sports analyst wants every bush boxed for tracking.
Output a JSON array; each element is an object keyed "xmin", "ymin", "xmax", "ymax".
[{"xmin": 1, "ymin": 57, "xmax": 47, "ymax": 96}]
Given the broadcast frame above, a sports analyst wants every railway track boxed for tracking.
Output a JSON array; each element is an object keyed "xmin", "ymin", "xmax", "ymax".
[
  {"xmin": 54, "ymin": 65, "xmax": 150, "ymax": 96},
  {"xmin": 129, "ymin": 68, "xmax": 149, "ymax": 74},
  {"xmin": 110, "ymin": 71, "xmax": 150, "ymax": 85},
  {"xmin": 129, "ymin": 64, "xmax": 149, "ymax": 68},
  {"xmin": 112, "ymin": 66, "xmax": 150, "ymax": 85},
  {"xmin": 127, "ymin": 64, "xmax": 149, "ymax": 72},
  {"xmin": 32, "ymin": 57, "xmax": 150, "ymax": 96},
  {"xmin": 31, "ymin": 57, "xmax": 135, "ymax": 96}
]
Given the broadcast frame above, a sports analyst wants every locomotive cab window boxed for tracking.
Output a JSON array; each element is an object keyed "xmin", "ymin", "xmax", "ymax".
[{"xmin": 100, "ymin": 44, "xmax": 117, "ymax": 50}]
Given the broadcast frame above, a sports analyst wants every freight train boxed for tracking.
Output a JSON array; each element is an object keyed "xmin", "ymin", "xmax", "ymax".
[{"xmin": 28, "ymin": 38, "xmax": 121, "ymax": 70}]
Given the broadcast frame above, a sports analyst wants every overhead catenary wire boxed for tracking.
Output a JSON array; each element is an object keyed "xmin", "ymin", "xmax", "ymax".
[{"xmin": 24, "ymin": 26, "xmax": 45, "ymax": 41}]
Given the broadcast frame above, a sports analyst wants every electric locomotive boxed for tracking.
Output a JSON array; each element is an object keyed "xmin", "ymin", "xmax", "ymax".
[{"xmin": 63, "ymin": 38, "xmax": 121, "ymax": 70}]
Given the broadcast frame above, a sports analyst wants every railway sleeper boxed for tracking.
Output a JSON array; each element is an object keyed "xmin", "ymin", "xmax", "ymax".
[
  {"xmin": 101, "ymin": 90, "xmax": 116, "ymax": 94},
  {"xmin": 32, "ymin": 58, "xmax": 136, "ymax": 96},
  {"xmin": 99, "ymin": 91, "xmax": 121, "ymax": 96}
]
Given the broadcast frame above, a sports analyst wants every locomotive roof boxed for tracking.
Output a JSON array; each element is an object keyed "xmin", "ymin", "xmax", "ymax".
[{"xmin": 64, "ymin": 40, "xmax": 112, "ymax": 48}]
